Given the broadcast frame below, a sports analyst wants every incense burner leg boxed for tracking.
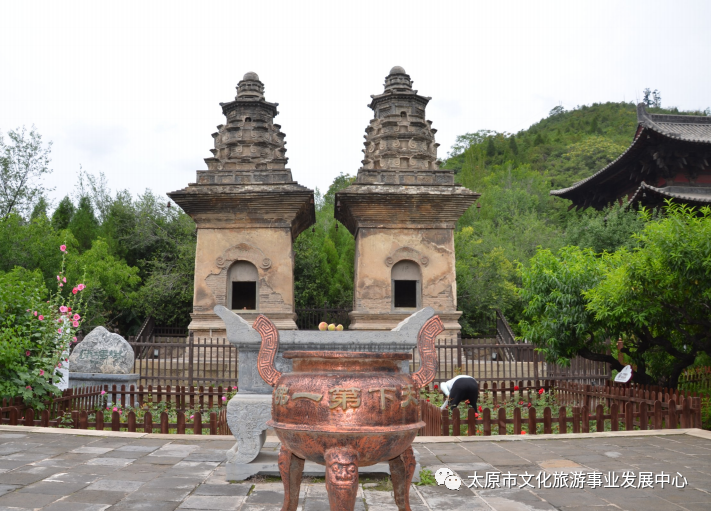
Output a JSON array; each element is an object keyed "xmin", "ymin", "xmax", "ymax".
[
  {"xmin": 389, "ymin": 446, "xmax": 416, "ymax": 511},
  {"xmin": 325, "ymin": 448, "xmax": 359, "ymax": 511},
  {"xmin": 278, "ymin": 446, "xmax": 304, "ymax": 511}
]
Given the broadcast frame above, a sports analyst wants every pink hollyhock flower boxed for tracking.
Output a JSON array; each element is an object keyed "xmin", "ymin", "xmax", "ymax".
[
  {"xmin": 25, "ymin": 385, "xmax": 32, "ymax": 390},
  {"xmin": 34, "ymin": 311, "xmax": 37, "ymax": 316},
  {"xmin": 25, "ymin": 350, "xmax": 31, "ymax": 356},
  {"xmin": 62, "ymin": 277, "xmax": 66, "ymax": 283},
  {"xmin": 57, "ymin": 362, "xmax": 62, "ymax": 368},
  {"xmin": 60, "ymin": 245, "xmax": 66, "ymax": 252},
  {"xmin": 73, "ymin": 336, "xmax": 77, "ymax": 342},
  {"xmin": 58, "ymin": 328, "xmax": 62, "ymax": 334},
  {"xmin": 72, "ymin": 320, "xmax": 79, "ymax": 327},
  {"xmin": 119, "ymin": 411, "xmax": 122, "ymax": 415},
  {"xmin": 113, "ymin": 407, "xmax": 118, "ymax": 412},
  {"xmin": 57, "ymin": 275, "xmax": 60, "ymax": 281},
  {"xmin": 190, "ymin": 415, "xmax": 194, "ymax": 419},
  {"xmin": 222, "ymin": 396, "xmax": 226, "ymax": 401},
  {"xmin": 72, "ymin": 287, "xmax": 77, "ymax": 294},
  {"xmin": 60, "ymin": 306, "xmax": 68, "ymax": 313},
  {"xmin": 39, "ymin": 369, "xmax": 44, "ymax": 376},
  {"xmin": 77, "ymin": 284, "xmax": 85, "ymax": 291},
  {"xmin": 232, "ymin": 386, "xmax": 237, "ymax": 390},
  {"xmin": 73, "ymin": 314, "xmax": 80, "ymax": 321},
  {"xmin": 38, "ymin": 315, "xmax": 44, "ymax": 320},
  {"xmin": 59, "ymin": 283, "xmax": 63, "ymax": 287},
  {"xmin": 101, "ymin": 390, "xmax": 106, "ymax": 395}
]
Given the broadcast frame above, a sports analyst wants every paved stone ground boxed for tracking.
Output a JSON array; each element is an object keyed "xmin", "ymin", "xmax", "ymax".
[{"xmin": 1, "ymin": 428, "xmax": 710, "ymax": 511}]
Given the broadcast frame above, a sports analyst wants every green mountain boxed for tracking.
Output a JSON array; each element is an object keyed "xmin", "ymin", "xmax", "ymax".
[{"xmin": 444, "ymin": 102, "xmax": 709, "ymax": 190}]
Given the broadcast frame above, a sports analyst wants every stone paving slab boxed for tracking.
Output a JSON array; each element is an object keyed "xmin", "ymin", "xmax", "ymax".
[{"xmin": 0, "ymin": 427, "xmax": 710, "ymax": 510}]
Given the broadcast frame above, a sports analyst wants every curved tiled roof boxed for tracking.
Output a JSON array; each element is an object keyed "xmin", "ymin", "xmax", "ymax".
[
  {"xmin": 551, "ymin": 104, "xmax": 711, "ymax": 198},
  {"xmin": 629, "ymin": 181, "xmax": 711, "ymax": 207}
]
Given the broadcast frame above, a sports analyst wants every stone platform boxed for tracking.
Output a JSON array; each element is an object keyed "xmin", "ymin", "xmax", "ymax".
[{"xmin": 1, "ymin": 426, "xmax": 710, "ymax": 510}]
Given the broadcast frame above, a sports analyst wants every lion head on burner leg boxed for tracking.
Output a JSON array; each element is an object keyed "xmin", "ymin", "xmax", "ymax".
[{"xmin": 325, "ymin": 449, "xmax": 358, "ymax": 486}]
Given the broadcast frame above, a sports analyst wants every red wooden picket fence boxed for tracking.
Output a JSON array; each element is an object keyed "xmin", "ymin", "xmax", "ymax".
[
  {"xmin": 419, "ymin": 381, "xmax": 703, "ymax": 436},
  {"xmin": 419, "ymin": 396, "xmax": 702, "ymax": 437},
  {"xmin": 1, "ymin": 384, "xmax": 235, "ymax": 435},
  {"xmin": 0, "ymin": 406, "xmax": 230, "ymax": 435}
]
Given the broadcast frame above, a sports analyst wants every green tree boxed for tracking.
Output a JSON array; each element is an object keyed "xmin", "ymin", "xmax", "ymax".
[
  {"xmin": 585, "ymin": 203, "xmax": 711, "ymax": 387},
  {"xmin": 509, "ymin": 135, "xmax": 519, "ymax": 156},
  {"xmin": 0, "ymin": 126, "xmax": 53, "ymax": 221},
  {"xmin": 518, "ymin": 246, "xmax": 615, "ymax": 368},
  {"xmin": 68, "ymin": 196, "xmax": 99, "ymax": 252},
  {"xmin": 30, "ymin": 197, "xmax": 49, "ymax": 220},
  {"xmin": 51, "ymin": 196, "xmax": 75, "ymax": 230},
  {"xmin": 486, "ymin": 137, "xmax": 496, "ymax": 158}
]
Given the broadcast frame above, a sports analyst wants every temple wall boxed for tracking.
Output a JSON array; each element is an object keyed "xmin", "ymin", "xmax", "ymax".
[
  {"xmin": 189, "ymin": 227, "xmax": 296, "ymax": 336},
  {"xmin": 349, "ymin": 227, "xmax": 461, "ymax": 333}
]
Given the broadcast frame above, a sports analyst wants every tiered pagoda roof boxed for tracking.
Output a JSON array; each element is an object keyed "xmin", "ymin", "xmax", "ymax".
[
  {"xmin": 551, "ymin": 104, "xmax": 711, "ymax": 210},
  {"xmin": 168, "ymin": 73, "xmax": 315, "ymax": 236},
  {"xmin": 335, "ymin": 67, "xmax": 479, "ymax": 234}
]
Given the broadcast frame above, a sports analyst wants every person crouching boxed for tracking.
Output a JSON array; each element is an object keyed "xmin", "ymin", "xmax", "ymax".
[{"xmin": 439, "ymin": 375, "xmax": 479, "ymax": 412}]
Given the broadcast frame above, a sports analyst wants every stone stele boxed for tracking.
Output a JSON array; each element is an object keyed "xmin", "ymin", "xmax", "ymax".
[{"xmin": 69, "ymin": 326, "xmax": 135, "ymax": 374}]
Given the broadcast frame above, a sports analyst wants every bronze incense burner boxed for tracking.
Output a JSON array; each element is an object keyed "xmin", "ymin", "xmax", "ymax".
[{"xmin": 253, "ymin": 314, "xmax": 443, "ymax": 511}]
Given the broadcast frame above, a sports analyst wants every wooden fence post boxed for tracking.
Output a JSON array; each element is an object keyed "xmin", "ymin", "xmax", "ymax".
[
  {"xmin": 112, "ymin": 411, "xmax": 120, "ymax": 432},
  {"xmin": 558, "ymin": 406, "xmax": 567, "ymax": 434},
  {"xmin": 194, "ymin": 411, "xmax": 202, "ymax": 435},
  {"xmin": 79, "ymin": 410, "xmax": 88, "ymax": 429},
  {"xmin": 528, "ymin": 407, "xmax": 536, "ymax": 435},
  {"xmin": 681, "ymin": 397, "xmax": 690, "ymax": 429},
  {"xmin": 654, "ymin": 401, "xmax": 662, "ymax": 429},
  {"xmin": 24, "ymin": 408, "xmax": 34, "ymax": 427},
  {"xmin": 572, "ymin": 406, "xmax": 580, "ymax": 433},
  {"xmin": 161, "ymin": 412, "xmax": 169, "ymax": 434},
  {"xmin": 144, "ymin": 411, "xmax": 153, "ymax": 434},
  {"xmin": 667, "ymin": 399, "xmax": 677, "ymax": 429},
  {"xmin": 441, "ymin": 408, "xmax": 450, "ymax": 436},
  {"xmin": 467, "ymin": 407, "xmax": 476, "ymax": 436},
  {"xmin": 498, "ymin": 407, "xmax": 507, "ymax": 436},
  {"xmin": 177, "ymin": 412, "xmax": 186, "ymax": 435},
  {"xmin": 96, "ymin": 411, "xmax": 104, "ymax": 432},
  {"xmin": 210, "ymin": 412, "xmax": 217, "ymax": 435},
  {"xmin": 127, "ymin": 411, "xmax": 136, "ymax": 432},
  {"xmin": 543, "ymin": 407, "xmax": 552, "ymax": 434},
  {"xmin": 41, "ymin": 409, "xmax": 49, "ymax": 428},
  {"xmin": 625, "ymin": 402, "xmax": 634, "ymax": 431}
]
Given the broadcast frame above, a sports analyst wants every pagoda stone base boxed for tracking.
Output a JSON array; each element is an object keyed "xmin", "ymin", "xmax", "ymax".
[
  {"xmin": 189, "ymin": 311, "xmax": 297, "ymax": 339},
  {"xmin": 348, "ymin": 311, "xmax": 461, "ymax": 337}
]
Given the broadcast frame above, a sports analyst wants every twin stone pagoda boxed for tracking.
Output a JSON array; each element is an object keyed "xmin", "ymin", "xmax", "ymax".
[{"xmin": 169, "ymin": 68, "xmax": 478, "ymax": 338}]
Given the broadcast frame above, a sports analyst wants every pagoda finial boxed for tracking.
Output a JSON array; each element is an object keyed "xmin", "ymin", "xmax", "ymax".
[
  {"xmin": 384, "ymin": 66, "xmax": 412, "ymax": 92},
  {"xmin": 236, "ymin": 72, "xmax": 265, "ymax": 100}
]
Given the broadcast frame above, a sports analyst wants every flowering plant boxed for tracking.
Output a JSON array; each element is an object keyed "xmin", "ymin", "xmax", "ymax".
[{"xmin": 0, "ymin": 244, "xmax": 86, "ymax": 409}]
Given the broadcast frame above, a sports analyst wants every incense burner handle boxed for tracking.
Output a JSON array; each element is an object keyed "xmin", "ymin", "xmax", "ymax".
[
  {"xmin": 254, "ymin": 314, "xmax": 282, "ymax": 387},
  {"xmin": 412, "ymin": 315, "xmax": 443, "ymax": 388}
]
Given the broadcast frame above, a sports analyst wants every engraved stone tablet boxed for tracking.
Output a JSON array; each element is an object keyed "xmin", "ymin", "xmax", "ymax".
[{"xmin": 69, "ymin": 326, "xmax": 134, "ymax": 374}]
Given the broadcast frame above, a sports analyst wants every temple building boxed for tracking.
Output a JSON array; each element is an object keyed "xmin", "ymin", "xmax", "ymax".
[
  {"xmin": 551, "ymin": 104, "xmax": 711, "ymax": 209},
  {"xmin": 169, "ymin": 73, "xmax": 315, "ymax": 337},
  {"xmin": 335, "ymin": 67, "xmax": 479, "ymax": 334}
]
